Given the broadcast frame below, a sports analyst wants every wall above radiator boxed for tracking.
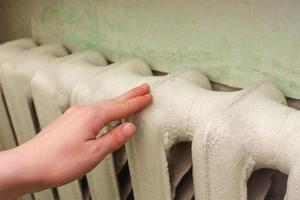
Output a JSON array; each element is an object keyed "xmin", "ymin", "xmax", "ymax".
[
  {"xmin": 1, "ymin": 0, "xmax": 300, "ymax": 99},
  {"xmin": 31, "ymin": 0, "xmax": 300, "ymax": 99}
]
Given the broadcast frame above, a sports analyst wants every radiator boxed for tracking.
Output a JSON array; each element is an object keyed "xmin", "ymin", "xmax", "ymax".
[{"xmin": 0, "ymin": 39, "xmax": 298, "ymax": 200}]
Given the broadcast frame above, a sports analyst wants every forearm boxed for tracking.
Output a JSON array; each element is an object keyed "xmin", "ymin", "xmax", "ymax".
[{"xmin": 0, "ymin": 147, "xmax": 37, "ymax": 199}]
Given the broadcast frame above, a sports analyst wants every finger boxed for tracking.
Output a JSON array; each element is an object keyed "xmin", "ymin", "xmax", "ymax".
[
  {"xmin": 96, "ymin": 122, "xmax": 136, "ymax": 156},
  {"xmin": 100, "ymin": 94, "xmax": 152, "ymax": 126},
  {"xmin": 115, "ymin": 83, "xmax": 150, "ymax": 100}
]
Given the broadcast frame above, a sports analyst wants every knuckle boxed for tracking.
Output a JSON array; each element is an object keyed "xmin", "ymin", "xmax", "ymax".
[
  {"xmin": 65, "ymin": 104, "xmax": 82, "ymax": 113},
  {"xmin": 83, "ymin": 105, "xmax": 97, "ymax": 114},
  {"xmin": 67, "ymin": 105, "xmax": 100, "ymax": 122},
  {"xmin": 96, "ymin": 108, "xmax": 107, "ymax": 122},
  {"xmin": 110, "ymin": 129, "xmax": 126, "ymax": 149},
  {"xmin": 73, "ymin": 105, "xmax": 95, "ymax": 115},
  {"xmin": 87, "ymin": 144, "xmax": 103, "ymax": 163},
  {"xmin": 125, "ymin": 101, "xmax": 131, "ymax": 109},
  {"xmin": 88, "ymin": 142, "xmax": 101, "ymax": 155},
  {"xmin": 83, "ymin": 106, "xmax": 102, "ymax": 122},
  {"xmin": 132, "ymin": 88, "xmax": 140, "ymax": 96}
]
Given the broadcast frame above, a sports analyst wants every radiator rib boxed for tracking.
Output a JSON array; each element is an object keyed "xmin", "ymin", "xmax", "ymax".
[
  {"xmin": 0, "ymin": 39, "xmax": 36, "ymax": 200},
  {"xmin": 70, "ymin": 62, "xmax": 212, "ymax": 200},
  {"xmin": 71, "ymin": 59, "xmax": 155, "ymax": 200},
  {"xmin": 0, "ymin": 39, "xmax": 35, "ymax": 150},
  {"xmin": 31, "ymin": 50, "xmax": 118, "ymax": 200},
  {"xmin": 0, "ymin": 41, "xmax": 82, "ymax": 200},
  {"xmin": 1, "ymin": 39, "xmax": 298, "ymax": 200},
  {"xmin": 192, "ymin": 82, "xmax": 292, "ymax": 199}
]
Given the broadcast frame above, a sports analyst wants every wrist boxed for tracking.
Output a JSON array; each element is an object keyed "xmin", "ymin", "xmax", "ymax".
[{"xmin": 0, "ymin": 146, "xmax": 42, "ymax": 199}]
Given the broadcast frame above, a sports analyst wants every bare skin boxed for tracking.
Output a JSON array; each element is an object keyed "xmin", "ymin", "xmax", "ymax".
[{"xmin": 0, "ymin": 83, "xmax": 152, "ymax": 200}]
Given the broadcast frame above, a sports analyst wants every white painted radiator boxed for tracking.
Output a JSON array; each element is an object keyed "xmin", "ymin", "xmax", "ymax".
[{"xmin": 0, "ymin": 39, "xmax": 297, "ymax": 200}]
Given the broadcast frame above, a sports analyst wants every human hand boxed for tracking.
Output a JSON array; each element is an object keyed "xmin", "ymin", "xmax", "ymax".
[{"xmin": 0, "ymin": 84, "xmax": 152, "ymax": 199}]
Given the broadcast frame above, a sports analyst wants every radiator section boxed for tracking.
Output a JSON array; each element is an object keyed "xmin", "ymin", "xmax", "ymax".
[
  {"xmin": 0, "ymin": 39, "xmax": 35, "ymax": 150},
  {"xmin": 0, "ymin": 40, "xmax": 82, "ymax": 200},
  {"xmin": 0, "ymin": 39, "xmax": 37, "ymax": 200},
  {"xmin": 1, "ymin": 39, "xmax": 300, "ymax": 200}
]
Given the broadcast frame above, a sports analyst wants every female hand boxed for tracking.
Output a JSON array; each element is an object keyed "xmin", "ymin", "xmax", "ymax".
[{"xmin": 0, "ymin": 84, "xmax": 152, "ymax": 199}]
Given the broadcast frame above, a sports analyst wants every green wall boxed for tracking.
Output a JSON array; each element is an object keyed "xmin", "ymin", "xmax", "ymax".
[{"xmin": 5, "ymin": 0, "xmax": 300, "ymax": 98}]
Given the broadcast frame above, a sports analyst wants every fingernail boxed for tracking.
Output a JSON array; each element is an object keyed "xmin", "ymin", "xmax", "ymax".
[
  {"xmin": 141, "ymin": 83, "xmax": 149, "ymax": 89},
  {"xmin": 122, "ymin": 123, "xmax": 136, "ymax": 137}
]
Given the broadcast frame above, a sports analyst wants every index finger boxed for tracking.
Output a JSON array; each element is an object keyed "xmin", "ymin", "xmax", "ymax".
[
  {"xmin": 98, "ymin": 93, "xmax": 152, "ymax": 127},
  {"xmin": 116, "ymin": 83, "xmax": 150, "ymax": 100}
]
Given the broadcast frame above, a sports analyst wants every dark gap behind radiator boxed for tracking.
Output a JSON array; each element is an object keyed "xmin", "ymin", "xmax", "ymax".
[
  {"xmin": 247, "ymin": 168, "xmax": 288, "ymax": 200},
  {"xmin": 28, "ymin": 98, "xmax": 41, "ymax": 133},
  {"xmin": 113, "ymin": 146, "xmax": 134, "ymax": 200},
  {"xmin": 80, "ymin": 176, "xmax": 91, "ymax": 200},
  {"xmin": 104, "ymin": 120, "xmax": 134, "ymax": 200},
  {"xmin": 167, "ymin": 142, "xmax": 194, "ymax": 200},
  {"xmin": 0, "ymin": 88, "xmax": 19, "ymax": 146}
]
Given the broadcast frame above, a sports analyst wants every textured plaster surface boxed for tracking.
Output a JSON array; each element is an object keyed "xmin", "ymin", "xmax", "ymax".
[
  {"xmin": 1, "ymin": 0, "xmax": 300, "ymax": 100},
  {"xmin": 30, "ymin": 0, "xmax": 300, "ymax": 99},
  {"xmin": 0, "ymin": 0, "xmax": 38, "ymax": 43}
]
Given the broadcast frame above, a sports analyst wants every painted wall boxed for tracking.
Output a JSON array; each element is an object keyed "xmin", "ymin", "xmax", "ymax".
[
  {"xmin": 0, "ymin": 0, "xmax": 37, "ymax": 43},
  {"xmin": 1, "ymin": 0, "xmax": 300, "ymax": 99},
  {"xmin": 31, "ymin": 0, "xmax": 300, "ymax": 99}
]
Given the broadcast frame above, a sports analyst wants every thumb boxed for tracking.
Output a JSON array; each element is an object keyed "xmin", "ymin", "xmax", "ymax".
[{"xmin": 96, "ymin": 122, "xmax": 136, "ymax": 156}]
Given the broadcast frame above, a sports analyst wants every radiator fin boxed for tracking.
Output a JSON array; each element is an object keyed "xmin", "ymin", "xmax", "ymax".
[{"xmin": 1, "ymin": 39, "xmax": 300, "ymax": 200}]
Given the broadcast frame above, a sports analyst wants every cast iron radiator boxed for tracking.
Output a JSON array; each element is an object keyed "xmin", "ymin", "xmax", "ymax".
[{"xmin": 0, "ymin": 39, "xmax": 297, "ymax": 200}]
